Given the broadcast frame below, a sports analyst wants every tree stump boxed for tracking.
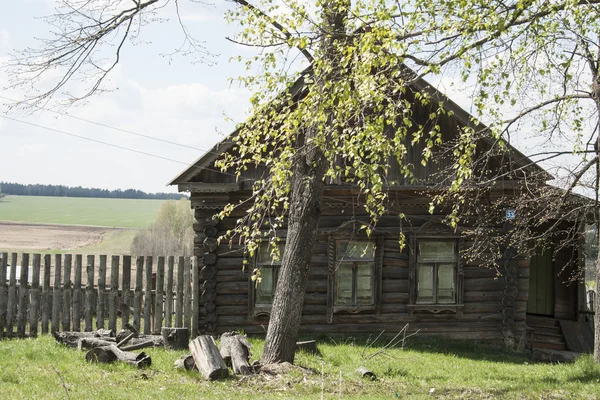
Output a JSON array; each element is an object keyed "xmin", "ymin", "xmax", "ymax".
[
  {"xmin": 174, "ymin": 355, "xmax": 197, "ymax": 371},
  {"xmin": 162, "ymin": 327, "xmax": 189, "ymax": 350},
  {"xmin": 220, "ymin": 331, "xmax": 253, "ymax": 375},
  {"xmin": 86, "ymin": 345, "xmax": 151, "ymax": 368},
  {"xmin": 189, "ymin": 335, "xmax": 228, "ymax": 380},
  {"xmin": 296, "ymin": 340, "xmax": 320, "ymax": 356}
]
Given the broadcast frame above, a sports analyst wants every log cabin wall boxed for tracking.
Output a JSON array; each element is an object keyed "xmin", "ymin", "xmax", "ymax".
[{"xmin": 190, "ymin": 189, "xmax": 532, "ymax": 346}]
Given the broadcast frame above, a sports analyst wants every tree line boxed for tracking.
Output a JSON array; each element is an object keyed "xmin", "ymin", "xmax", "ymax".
[{"xmin": 0, "ymin": 182, "xmax": 188, "ymax": 200}]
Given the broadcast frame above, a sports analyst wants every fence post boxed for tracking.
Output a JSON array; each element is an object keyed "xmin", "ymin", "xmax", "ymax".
[
  {"xmin": 0, "ymin": 252, "xmax": 7, "ymax": 339},
  {"xmin": 154, "ymin": 256, "xmax": 165, "ymax": 334},
  {"xmin": 191, "ymin": 256, "xmax": 199, "ymax": 338},
  {"xmin": 175, "ymin": 256, "xmax": 184, "ymax": 327},
  {"xmin": 62, "ymin": 254, "xmax": 72, "ymax": 332},
  {"xmin": 53, "ymin": 254, "xmax": 63, "ymax": 333},
  {"xmin": 144, "ymin": 256, "xmax": 153, "ymax": 334},
  {"xmin": 165, "ymin": 256, "xmax": 174, "ymax": 328},
  {"xmin": 17, "ymin": 253, "xmax": 30, "ymax": 338},
  {"xmin": 183, "ymin": 257, "xmax": 191, "ymax": 331},
  {"xmin": 97, "ymin": 255, "xmax": 107, "ymax": 330},
  {"xmin": 72, "ymin": 255, "xmax": 83, "ymax": 332},
  {"xmin": 122, "ymin": 256, "xmax": 132, "ymax": 327},
  {"xmin": 85, "ymin": 255, "xmax": 95, "ymax": 332},
  {"xmin": 29, "ymin": 254, "xmax": 41, "ymax": 337},
  {"xmin": 133, "ymin": 256, "xmax": 144, "ymax": 333},
  {"xmin": 109, "ymin": 255, "xmax": 120, "ymax": 333},
  {"xmin": 6, "ymin": 253, "xmax": 18, "ymax": 338},
  {"xmin": 42, "ymin": 254, "xmax": 52, "ymax": 334}
]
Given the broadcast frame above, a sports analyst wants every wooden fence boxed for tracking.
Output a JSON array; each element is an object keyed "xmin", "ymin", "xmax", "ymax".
[{"xmin": 0, "ymin": 253, "xmax": 199, "ymax": 339}]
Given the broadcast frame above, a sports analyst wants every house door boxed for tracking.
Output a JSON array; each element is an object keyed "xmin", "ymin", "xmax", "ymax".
[{"xmin": 527, "ymin": 249, "xmax": 554, "ymax": 316}]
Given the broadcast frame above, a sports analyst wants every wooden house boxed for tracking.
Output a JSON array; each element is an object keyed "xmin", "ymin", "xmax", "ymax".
[{"xmin": 169, "ymin": 74, "xmax": 590, "ymax": 352}]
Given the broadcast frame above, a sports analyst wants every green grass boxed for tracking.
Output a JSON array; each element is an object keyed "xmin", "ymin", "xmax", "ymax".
[
  {"xmin": 0, "ymin": 195, "xmax": 166, "ymax": 228},
  {"xmin": 1, "ymin": 335, "xmax": 599, "ymax": 399}
]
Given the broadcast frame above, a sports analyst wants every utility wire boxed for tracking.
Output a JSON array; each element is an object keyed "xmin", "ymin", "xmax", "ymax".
[{"xmin": 0, "ymin": 94, "xmax": 220, "ymax": 154}]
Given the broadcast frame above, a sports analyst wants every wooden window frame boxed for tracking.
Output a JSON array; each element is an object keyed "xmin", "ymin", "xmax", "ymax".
[
  {"xmin": 408, "ymin": 235, "xmax": 464, "ymax": 316},
  {"xmin": 248, "ymin": 242, "xmax": 283, "ymax": 318},
  {"xmin": 327, "ymin": 236, "xmax": 383, "ymax": 317}
]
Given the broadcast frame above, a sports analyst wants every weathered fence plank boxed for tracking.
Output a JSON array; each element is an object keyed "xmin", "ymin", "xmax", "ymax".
[
  {"xmin": 165, "ymin": 256, "xmax": 174, "ymax": 328},
  {"xmin": 133, "ymin": 256, "xmax": 144, "ymax": 333},
  {"xmin": 52, "ymin": 254, "xmax": 62, "ymax": 333},
  {"xmin": 29, "ymin": 254, "xmax": 41, "ymax": 337},
  {"xmin": 154, "ymin": 256, "xmax": 165, "ymax": 334},
  {"xmin": 42, "ymin": 254, "xmax": 51, "ymax": 334},
  {"xmin": 6, "ymin": 253, "xmax": 18, "ymax": 338},
  {"xmin": 72, "ymin": 254, "xmax": 83, "ymax": 332},
  {"xmin": 144, "ymin": 256, "xmax": 153, "ymax": 334},
  {"xmin": 184, "ymin": 257, "xmax": 192, "ymax": 330},
  {"xmin": 62, "ymin": 254, "xmax": 72, "ymax": 332},
  {"xmin": 109, "ymin": 255, "xmax": 120, "ymax": 332},
  {"xmin": 175, "ymin": 256, "xmax": 184, "ymax": 327},
  {"xmin": 192, "ymin": 256, "xmax": 199, "ymax": 337},
  {"xmin": 17, "ymin": 253, "xmax": 30, "ymax": 338},
  {"xmin": 97, "ymin": 255, "xmax": 107, "ymax": 330},
  {"xmin": 0, "ymin": 252, "xmax": 7, "ymax": 339},
  {"xmin": 85, "ymin": 255, "xmax": 95, "ymax": 332},
  {"xmin": 122, "ymin": 255, "xmax": 132, "ymax": 326}
]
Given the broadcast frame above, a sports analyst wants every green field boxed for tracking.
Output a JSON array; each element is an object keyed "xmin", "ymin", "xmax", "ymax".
[
  {"xmin": 1, "ymin": 335, "xmax": 599, "ymax": 399},
  {"xmin": 0, "ymin": 195, "xmax": 166, "ymax": 228}
]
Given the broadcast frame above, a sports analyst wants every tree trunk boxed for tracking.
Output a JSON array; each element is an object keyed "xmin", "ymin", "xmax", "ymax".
[{"xmin": 260, "ymin": 0, "xmax": 350, "ymax": 365}]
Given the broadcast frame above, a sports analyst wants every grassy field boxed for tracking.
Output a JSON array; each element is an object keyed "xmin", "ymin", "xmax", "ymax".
[
  {"xmin": 1, "ymin": 335, "xmax": 599, "ymax": 399},
  {"xmin": 0, "ymin": 195, "xmax": 166, "ymax": 228}
]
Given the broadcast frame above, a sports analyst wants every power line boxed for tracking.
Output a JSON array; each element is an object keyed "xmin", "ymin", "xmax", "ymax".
[{"xmin": 0, "ymin": 94, "xmax": 220, "ymax": 154}]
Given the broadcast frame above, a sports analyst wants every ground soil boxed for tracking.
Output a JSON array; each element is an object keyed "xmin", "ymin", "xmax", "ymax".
[{"xmin": 0, "ymin": 221, "xmax": 120, "ymax": 251}]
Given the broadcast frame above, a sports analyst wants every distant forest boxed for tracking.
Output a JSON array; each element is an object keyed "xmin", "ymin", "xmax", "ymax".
[{"xmin": 0, "ymin": 182, "xmax": 188, "ymax": 200}]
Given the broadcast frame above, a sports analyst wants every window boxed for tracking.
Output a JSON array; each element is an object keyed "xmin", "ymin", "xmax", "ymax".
[
  {"xmin": 254, "ymin": 243, "xmax": 284, "ymax": 306},
  {"xmin": 408, "ymin": 238, "xmax": 463, "ymax": 315},
  {"xmin": 334, "ymin": 241, "xmax": 376, "ymax": 308},
  {"xmin": 416, "ymin": 240, "xmax": 457, "ymax": 304}
]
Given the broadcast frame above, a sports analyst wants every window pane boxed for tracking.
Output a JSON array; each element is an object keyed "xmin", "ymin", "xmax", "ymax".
[
  {"xmin": 336, "ymin": 263, "xmax": 353, "ymax": 305},
  {"xmin": 337, "ymin": 241, "xmax": 375, "ymax": 261},
  {"xmin": 437, "ymin": 264, "xmax": 455, "ymax": 303},
  {"xmin": 419, "ymin": 241, "xmax": 456, "ymax": 262},
  {"xmin": 417, "ymin": 264, "xmax": 434, "ymax": 303},
  {"xmin": 258, "ymin": 243, "xmax": 284, "ymax": 264},
  {"xmin": 256, "ymin": 267, "xmax": 276, "ymax": 304},
  {"xmin": 356, "ymin": 263, "xmax": 373, "ymax": 304}
]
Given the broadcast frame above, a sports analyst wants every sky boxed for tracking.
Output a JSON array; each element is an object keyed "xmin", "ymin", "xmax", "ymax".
[{"xmin": 0, "ymin": 0, "xmax": 253, "ymax": 194}]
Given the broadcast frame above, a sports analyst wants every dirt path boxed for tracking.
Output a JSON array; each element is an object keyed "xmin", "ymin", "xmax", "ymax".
[{"xmin": 0, "ymin": 222, "xmax": 121, "ymax": 251}]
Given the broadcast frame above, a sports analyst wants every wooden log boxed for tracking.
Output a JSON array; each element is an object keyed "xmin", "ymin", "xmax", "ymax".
[
  {"xmin": 86, "ymin": 345, "xmax": 151, "ymax": 368},
  {"xmin": 109, "ymin": 255, "xmax": 120, "ymax": 333},
  {"xmin": 144, "ymin": 256, "xmax": 153, "ymax": 334},
  {"xmin": 189, "ymin": 335, "xmax": 229, "ymax": 380},
  {"xmin": 175, "ymin": 256, "xmax": 184, "ymax": 327},
  {"xmin": 133, "ymin": 256, "xmax": 144, "ymax": 332},
  {"xmin": 41, "ymin": 254, "xmax": 51, "ymax": 334},
  {"xmin": 191, "ymin": 256, "xmax": 199, "ymax": 337},
  {"xmin": 357, "ymin": 366, "xmax": 376, "ymax": 380},
  {"xmin": 6, "ymin": 253, "xmax": 18, "ymax": 338},
  {"xmin": 85, "ymin": 255, "xmax": 95, "ymax": 332},
  {"xmin": 97, "ymin": 255, "xmax": 107, "ymax": 330},
  {"xmin": 296, "ymin": 340, "xmax": 320, "ymax": 355},
  {"xmin": 203, "ymin": 237, "xmax": 218, "ymax": 252},
  {"xmin": 54, "ymin": 329, "xmax": 116, "ymax": 347},
  {"xmin": 17, "ymin": 253, "xmax": 30, "ymax": 338},
  {"xmin": 220, "ymin": 332, "xmax": 252, "ymax": 375},
  {"xmin": 154, "ymin": 256, "xmax": 165, "ymax": 334},
  {"xmin": 162, "ymin": 327, "xmax": 189, "ymax": 350},
  {"xmin": 122, "ymin": 256, "xmax": 132, "ymax": 326},
  {"xmin": 78, "ymin": 337, "xmax": 116, "ymax": 350},
  {"xmin": 174, "ymin": 355, "xmax": 197, "ymax": 371},
  {"xmin": 165, "ymin": 256, "xmax": 174, "ymax": 328},
  {"xmin": 72, "ymin": 255, "xmax": 83, "ymax": 332},
  {"xmin": 0, "ymin": 253, "xmax": 7, "ymax": 339},
  {"xmin": 29, "ymin": 254, "xmax": 41, "ymax": 337},
  {"xmin": 62, "ymin": 254, "xmax": 72, "ymax": 332},
  {"xmin": 183, "ymin": 257, "xmax": 192, "ymax": 330},
  {"xmin": 203, "ymin": 253, "xmax": 217, "ymax": 266}
]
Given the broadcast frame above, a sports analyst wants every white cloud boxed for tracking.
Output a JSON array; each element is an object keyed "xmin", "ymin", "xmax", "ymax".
[{"xmin": 0, "ymin": 30, "xmax": 10, "ymax": 47}]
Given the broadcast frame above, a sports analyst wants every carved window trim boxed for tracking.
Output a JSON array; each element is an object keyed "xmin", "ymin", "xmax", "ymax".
[{"xmin": 408, "ymin": 234, "xmax": 464, "ymax": 316}]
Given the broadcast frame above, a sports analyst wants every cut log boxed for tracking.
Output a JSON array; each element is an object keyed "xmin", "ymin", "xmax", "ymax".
[
  {"xmin": 357, "ymin": 366, "xmax": 376, "ymax": 380},
  {"xmin": 189, "ymin": 335, "xmax": 229, "ymax": 380},
  {"xmin": 86, "ymin": 345, "xmax": 151, "ymax": 368},
  {"xmin": 54, "ymin": 329, "xmax": 115, "ymax": 348},
  {"xmin": 77, "ymin": 338, "xmax": 116, "ymax": 350},
  {"xmin": 296, "ymin": 340, "xmax": 320, "ymax": 356},
  {"xmin": 220, "ymin": 332, "xmax": 253, "ymax": 376},
  {"xmin": 162, "ymin": 327, "xmax": 189, "ymax": 350},
  {"xmin": 174, "ymin": 355, "xmax": 197, "ymax": 371}
]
